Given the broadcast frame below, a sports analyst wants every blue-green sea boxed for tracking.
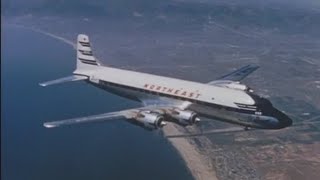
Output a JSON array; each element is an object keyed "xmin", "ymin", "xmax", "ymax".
[{"xmin": 2, "ymin": 26, "xmax": 193, "ymax": 180}]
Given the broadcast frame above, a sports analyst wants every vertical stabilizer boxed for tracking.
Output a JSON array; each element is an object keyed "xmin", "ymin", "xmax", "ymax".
[{"xmin": 76, "ymin": 34, "xmax": 100, "ymax": 69}]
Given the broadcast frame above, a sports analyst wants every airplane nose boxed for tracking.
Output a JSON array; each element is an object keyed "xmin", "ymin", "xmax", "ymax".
[{"xmin": 273, "ymin": 109, "xmax": 293, "ymax": 129}]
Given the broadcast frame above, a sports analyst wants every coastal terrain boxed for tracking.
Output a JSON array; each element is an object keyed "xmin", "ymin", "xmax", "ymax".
[{"xmin": 3, "ymin": 1, "xmax": 320, "ymax": 179}]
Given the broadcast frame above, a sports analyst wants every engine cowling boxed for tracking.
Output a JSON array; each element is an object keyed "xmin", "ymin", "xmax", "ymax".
[
  {"xmin": 169, "ymin": 109, "xmax": 200, "ymax": 125},
  {"xmin": 136, "ymin": 112, "xmax": 166, "ymax": 129}
]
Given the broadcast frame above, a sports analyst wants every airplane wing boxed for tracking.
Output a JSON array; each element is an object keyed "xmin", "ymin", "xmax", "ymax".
[
  {"xmin": 43, "ymin": 109, "xmax": 138, "ymax": 128},
  {"xmin": 43, "ymin": 105, "xmax": 174, "ymax": 128},
  {"xmin": 207, "ymin": 64, "xmax": 259, "ymax": 85}
]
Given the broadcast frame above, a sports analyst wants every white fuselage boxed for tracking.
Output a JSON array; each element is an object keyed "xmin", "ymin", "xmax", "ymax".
[{"xmin": 75, "ymin": 66, "xmax": 255, "ymax": 107}]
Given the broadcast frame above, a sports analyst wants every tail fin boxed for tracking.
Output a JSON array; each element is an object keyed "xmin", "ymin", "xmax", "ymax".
[
  {"xmin": 76, "ymin": 34, "xmax": 100, "ymax": 69},
  {"xmin": 39, "ymin": 34, "xmax": 98, "ymax": 87}
]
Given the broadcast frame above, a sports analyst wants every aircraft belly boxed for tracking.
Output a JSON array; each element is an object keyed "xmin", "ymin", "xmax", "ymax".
[{"xmin": 188, "ymin": 104, "xmax": 265, "ymax": 128}]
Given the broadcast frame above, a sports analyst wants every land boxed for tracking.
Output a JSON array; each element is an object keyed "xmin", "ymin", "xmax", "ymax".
[
  {"xmin": 3, "ymin": 1, "xmax": 320, "ymax": 179},
  {"xmin": 163, "ymin": 122, "xmax": 218, "ymax": 180}
]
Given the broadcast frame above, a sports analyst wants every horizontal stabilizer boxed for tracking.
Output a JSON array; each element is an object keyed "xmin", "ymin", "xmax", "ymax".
[{"xmin": 39, "ymin": 75, "xmax": 88, "ymax": 87}]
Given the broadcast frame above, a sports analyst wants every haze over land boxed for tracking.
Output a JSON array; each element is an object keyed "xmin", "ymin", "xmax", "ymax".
[{"xmin": 3, "ymin": 0, "xmax": 320, "ymax": 179}]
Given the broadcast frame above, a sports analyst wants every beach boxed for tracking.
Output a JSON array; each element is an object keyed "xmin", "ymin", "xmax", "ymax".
[{"xmin": 163, "ymin": 123, "xmax": 218, "ymax": 180}]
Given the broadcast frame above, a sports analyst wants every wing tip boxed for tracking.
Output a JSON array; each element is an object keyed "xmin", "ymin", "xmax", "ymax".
[
  {"xmin": 248, "ymin": 64, "xmax": 260, "ymax": 69},
  {"xmin": 43, "ymin": 123, "xmax": 56, "ymax": 128},
  {"xmin": 39, "ymin": 83, "xmax": 47, "ymax": 87}
]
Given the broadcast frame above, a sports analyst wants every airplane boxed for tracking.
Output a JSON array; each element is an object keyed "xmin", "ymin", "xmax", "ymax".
[{"xmin": 40, "ymin": 34, "xmax": 293, "ymax": 131}]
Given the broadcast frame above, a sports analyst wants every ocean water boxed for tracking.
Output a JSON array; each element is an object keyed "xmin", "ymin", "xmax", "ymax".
[{"xmin": 2, "ymin": 26, "xmax": 193, "ymax": 180}]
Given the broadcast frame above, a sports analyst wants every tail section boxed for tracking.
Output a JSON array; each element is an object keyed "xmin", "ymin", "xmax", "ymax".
[
  {"xmin": 76, "ymin": 34, "xmax": 100, "ymax": 69},
  {"xmin": 39, "ymin": 34, "xmax": 101, "ymax": 87}
]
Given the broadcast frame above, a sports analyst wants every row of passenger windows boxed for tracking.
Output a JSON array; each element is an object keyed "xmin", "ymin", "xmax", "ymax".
[{"xmin": 101, "ymin": 81, "xmax": 202, "ymax": 103}]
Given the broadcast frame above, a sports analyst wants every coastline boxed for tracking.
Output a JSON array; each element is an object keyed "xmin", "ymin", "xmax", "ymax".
[
  {"xmin": 163, "ymin": 123, "xmax": 218, "ymax": 180},
  {"xmin": 5, "ymin": 23, "xmax": 76, "ymax": 49},
  {"xmin": 5, "ymin": 23, "xmax": 218, "ymax": 180}
]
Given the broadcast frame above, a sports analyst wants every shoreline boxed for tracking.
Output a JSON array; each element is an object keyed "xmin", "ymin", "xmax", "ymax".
[
  {"xmin": 163, "ymin": 123, "xmax": 218, "ymax": 180},
  {"xmin": 5, "ymin": 23, "xmax": 218, "ymax": 180},
  {"xmin": 5, "ymin": 23, "xmax": 76, "ymax": 49}
]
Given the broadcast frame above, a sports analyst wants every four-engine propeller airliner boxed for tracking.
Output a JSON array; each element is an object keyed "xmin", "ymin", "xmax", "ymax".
[{"xmin": 40, "ymin": 34, "xmax": 292, "ymax": 131}]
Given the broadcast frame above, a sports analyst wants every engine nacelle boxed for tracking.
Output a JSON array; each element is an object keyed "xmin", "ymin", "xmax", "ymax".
[
  {"xmin": 169, "ymin": 109, "xmax": 200, "ymax": 125},
  {"xmin": 135, "ymin": 112, "xmax": 166, "ymax": 129}
]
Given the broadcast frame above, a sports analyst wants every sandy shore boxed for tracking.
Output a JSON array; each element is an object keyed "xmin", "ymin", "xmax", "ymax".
[{"xmin": 163, "ymin": 122, "xmax": 218, "ymax": 180}]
